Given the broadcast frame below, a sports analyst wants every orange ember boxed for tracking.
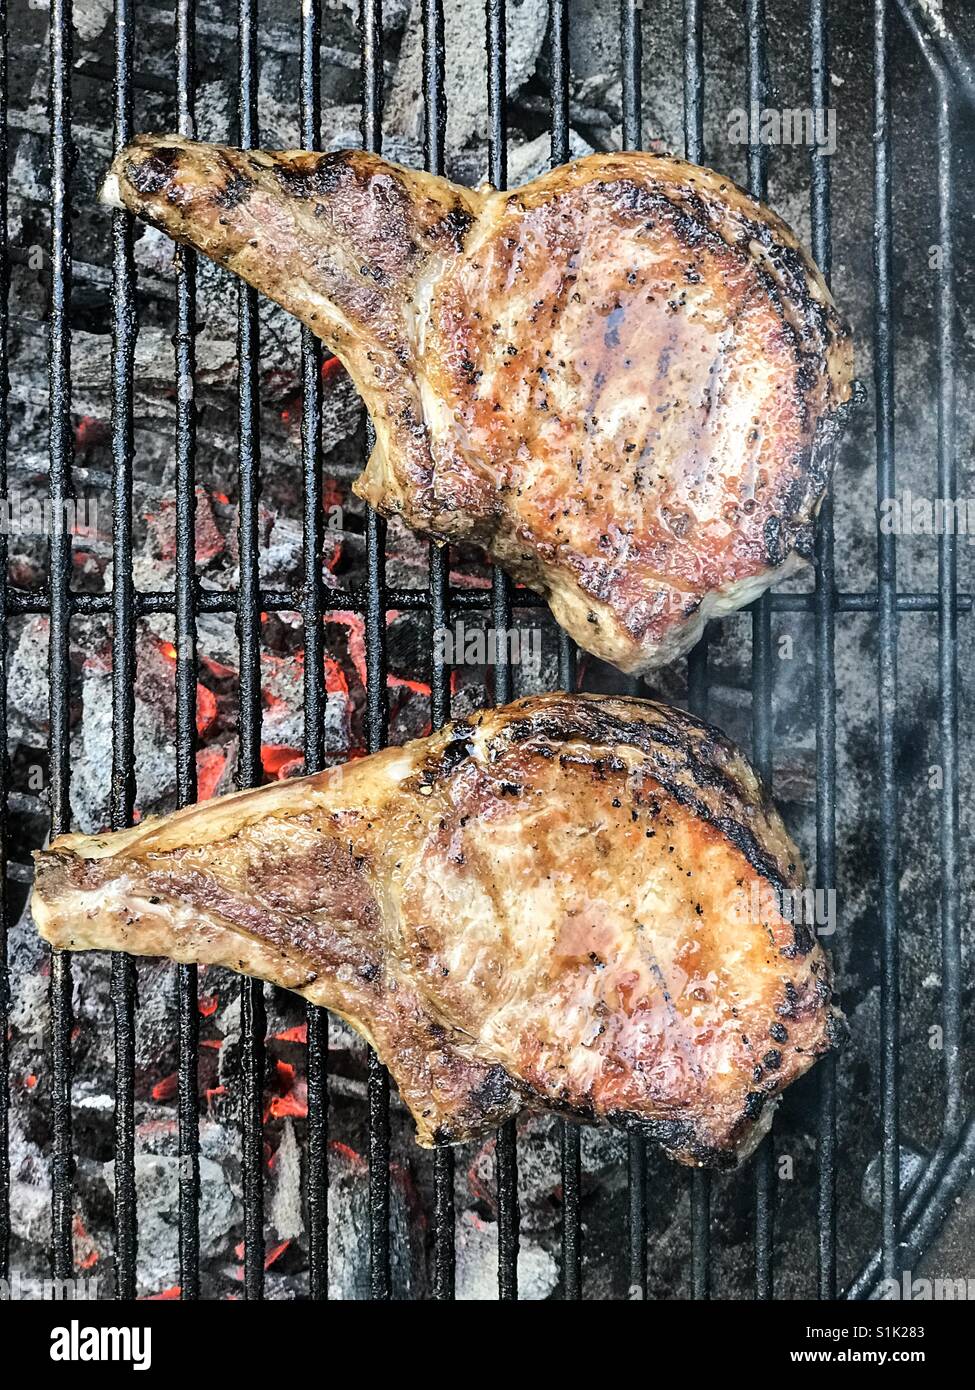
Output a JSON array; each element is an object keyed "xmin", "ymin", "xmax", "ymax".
[
  {"xmin": 273, "ymin": 1024, "xmax": 307, "ymax": 1043},
  {"xmin": 196, "ymin": 747, "xmax": 228, "ymax": 802},
  {"xmin": 261, "ymin": 744, "xmax": 304, "ymax": 778},
  {"xmin": 151, "ymin": 1073, "xmax": 178, "ymax": 1102}
]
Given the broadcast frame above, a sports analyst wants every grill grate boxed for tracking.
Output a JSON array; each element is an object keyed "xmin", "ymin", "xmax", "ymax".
[
  {"xmin": 0, "ymin": 0, "xmax": 8, "ymax": 1287},
  {"xmin": 0, "ymin": 0, "xmax": 971, "ymax": 1300},
  {"xmin": 811, "ymin": 0, "xmax": 837, "ymax": 1302},
  {"xmin": 874, "ymin": 0, "xmax": 901, "ymax": 1295},
  {"xmin": 47, "ymin": 0, "xmax": 75, "ymax": 1291},
  {"xmin": 174, "ymin": 0, "xmax": 201, "ymax": 1305},
  {"xmin": 108, "ymin": 0, "xmax": 137, "ymax": 1303}
]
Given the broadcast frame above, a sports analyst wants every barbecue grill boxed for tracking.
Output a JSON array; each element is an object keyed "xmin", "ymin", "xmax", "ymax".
[{"xmin": 0, "ymin": 0, "xmax": 972, "ymax": 1301}]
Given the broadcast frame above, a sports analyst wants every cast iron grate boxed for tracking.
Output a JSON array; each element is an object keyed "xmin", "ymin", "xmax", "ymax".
[{"xmin": 0, "ymin": 0, "xmax": 971, "ymax": 1300}]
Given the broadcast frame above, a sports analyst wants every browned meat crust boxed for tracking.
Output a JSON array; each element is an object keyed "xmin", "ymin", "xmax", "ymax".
[
  {"xmin": 32, "ymin": 693, "xmax": 841, "ymax": 1167},
  {"xmin": 101, "ymin": 138, "xmax": 854, "ymax": 675}
]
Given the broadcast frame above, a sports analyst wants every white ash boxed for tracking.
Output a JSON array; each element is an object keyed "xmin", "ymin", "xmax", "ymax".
[{"xmin": 387, "ymin": 0, "xmax": 549, "ymax": 149}]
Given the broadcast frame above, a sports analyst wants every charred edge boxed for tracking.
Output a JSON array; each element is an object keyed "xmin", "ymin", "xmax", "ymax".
[
  {"xmin": 679, "ymin": 173, "xmax": 843, "ymax": 351},
  {"xmin": 483, "ymin": 698, "xmax": 796, "ymax": 897},
  {"xmin": 213, "ymin": 151, "xmax": 254, "ymax": 210},
  {"xmin": 126, "ymin": 145, "xmax": 181, "ymax": 197},
  {"xmin": 30, "ymin": 851, "xmax": 76, "ymax": 922},
  {"xmin": 272, "ymin": 150, "xmax": 353, "ymax": 202},
  {"xmin": 608, "ymin": 177, "xmax": 837, "ymax": 351},
  {"xmin": 431, "ymin": 1063, "xmax": 523, "ymax": 1143},
  {"xmin": 825, "ymin": 1009, "xmax": 848, "ymax": 1052},
  {"xmin": 806, "ymin": 396, "xmax": 854, "ymax": 500},
  {"xmin": 604, "ymin": 1107, "xmax": 743, "ymax": 1169},
  {"xmin": 777, "ymin": 918, "xmax": 816, "ymax": 960},
  {"xmin": 764, "ymin": 515, "xmax": 785, "ymax": 568},
  {"xmin": 602, "ymin": 178, "xmax": 846, "ymax": 517}
]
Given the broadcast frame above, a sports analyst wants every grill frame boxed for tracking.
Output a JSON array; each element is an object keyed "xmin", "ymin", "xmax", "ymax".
[{"xmin": 0, "ymin": 0, "xmax": 971, "ymax": 1300}]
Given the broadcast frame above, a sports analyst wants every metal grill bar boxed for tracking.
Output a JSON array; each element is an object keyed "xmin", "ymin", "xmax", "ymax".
[
  {"xmin": 236, "ymin": 0, "xmax": 267, "ymax": 1300},
  {"xmin": 547, "ymin": 0, "xmax": 582, "ymax": 1303},
  {"xmin": 0, "ymin": 0, "xmax": 9, "ymax": 1286},
  {"xmin": 621, "ymin": 1, "xmax": 641, "ymax": 150},
  {"xmin": 48, "ymin": 0, "xmax": 76, "ymax": 1285},
  {"xmin": 810, "ymin": 0, "xmax": 838, "ymax": 1301},
  {"xmin": 5, "ymin": 585, "xmax": 963, "ymax": 619},
  {"xmin": 174, "ymin": 0, "xmax": 201, "ymax": 1303},
  {"xmin": 873, "ymin": 0, "xmax": 901, "ymax": 1286},
  {"xmin": 683, "ymin": 0, "xmax": 703, "ymax": 161},
  {"xmin": 933, "ymin": 58, "xmax": 962, "ymax": 1154},
  {"xmin": 746, "ymin": 0, "xmax": 772, "ymax": 1306},
  {"xmin": 485, "ymin": 0, "xmax": 520, "ymax": 1304},
  {"xmin": 420, "ymin": 0, "xmax": 457, "ymax": 1302},
  {"xmin": 621, "ymin": 0, "xmax": 649, "ymax": 1303},
  {"xmin": 550, "ymin": 0, "xmax": 570, "ymax": 165},
  {"xmin": 297, "ymin": 0, "xmax": 330, "ymax": 1304},
  {"xmin": 684, "ymin": 0, "xmax": 713, "ymax": 1304},
  {"xmin": 109, "ymin": 0, "xmax": 138, "ymax": 1301},
  {"xmin": 359, "ymin": 0, "xmax": 392, "ymax": 1303}
]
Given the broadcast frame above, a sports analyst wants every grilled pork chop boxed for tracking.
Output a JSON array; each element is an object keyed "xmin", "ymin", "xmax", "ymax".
[
  {"xmin": 33, "ymin": 693, "xmax": 839, "ymax": 1167},
  {"xmin": 101, "ymin": 137, "xmax": 853, "ymax": 675}
]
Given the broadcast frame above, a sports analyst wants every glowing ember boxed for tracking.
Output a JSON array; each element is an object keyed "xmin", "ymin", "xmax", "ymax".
[
  {"xmin": 72, "ymin": 1214, "xmax": 100, "ymax": 1270},
  {"xmin": 233, "ymin": 1239, "xmax": 291, "ymax": 1275},
  {"xmin": 73, "ymin": 414, "xmax": 108, "ymax": 451},
  {"xmin": 195, "ymin": 684, "xmax": 218, "ymax": 738},
  {"xmin": 201, "ymin": 654, "xmax": 236, "ymax": 681},
  {"xmin": 151, "ymin": 1073, "xmax": 178, "ymax": 1102},
  {"xmin": 196, "ymin": 747, "xmax": 229, "ymax": 802},
  {"xmin": 387, "ymin": 675, "xmax": 432, "ymax": 698},
  {"xmin": 260, "ymin": 744, "xmax": 304, "ymax": 779},
  {"xmin": 273, "ymin": 1024, "xmax": 307, "ymax": 1043},
  {"xmin": 325, "ymin": 656, "xmax": 349, "ymax": 698},
  {"xmin": 156, "ymin": 639, "xmax": 219, "ymax": 736},
  {"xmin": 329, "ymin": 611, "xmax": 368, "ymax": 687},
  {"xmin": 264, "ymin": 1239, "xmax": 290, "ymax": 1270},
  {"xmin": 268, "ymin": 1093, "xmax": 307, "ymax": 1120},
  {"xmin": 267, "ymin": 1058, "xmax": 308, "ymax": 1120},
  {"xmin": 329, "ymin": 1140, "xmax": 366, "ymax": 1169}
]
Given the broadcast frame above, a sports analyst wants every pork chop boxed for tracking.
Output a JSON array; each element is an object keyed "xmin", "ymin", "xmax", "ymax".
[
  {"xmin": 33, "ymin": 693, "xmax": 841, "ymax": 1167},
  {"xmin": 101, "ymin": 138, "xmax": 854, "ymax": 674}
]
